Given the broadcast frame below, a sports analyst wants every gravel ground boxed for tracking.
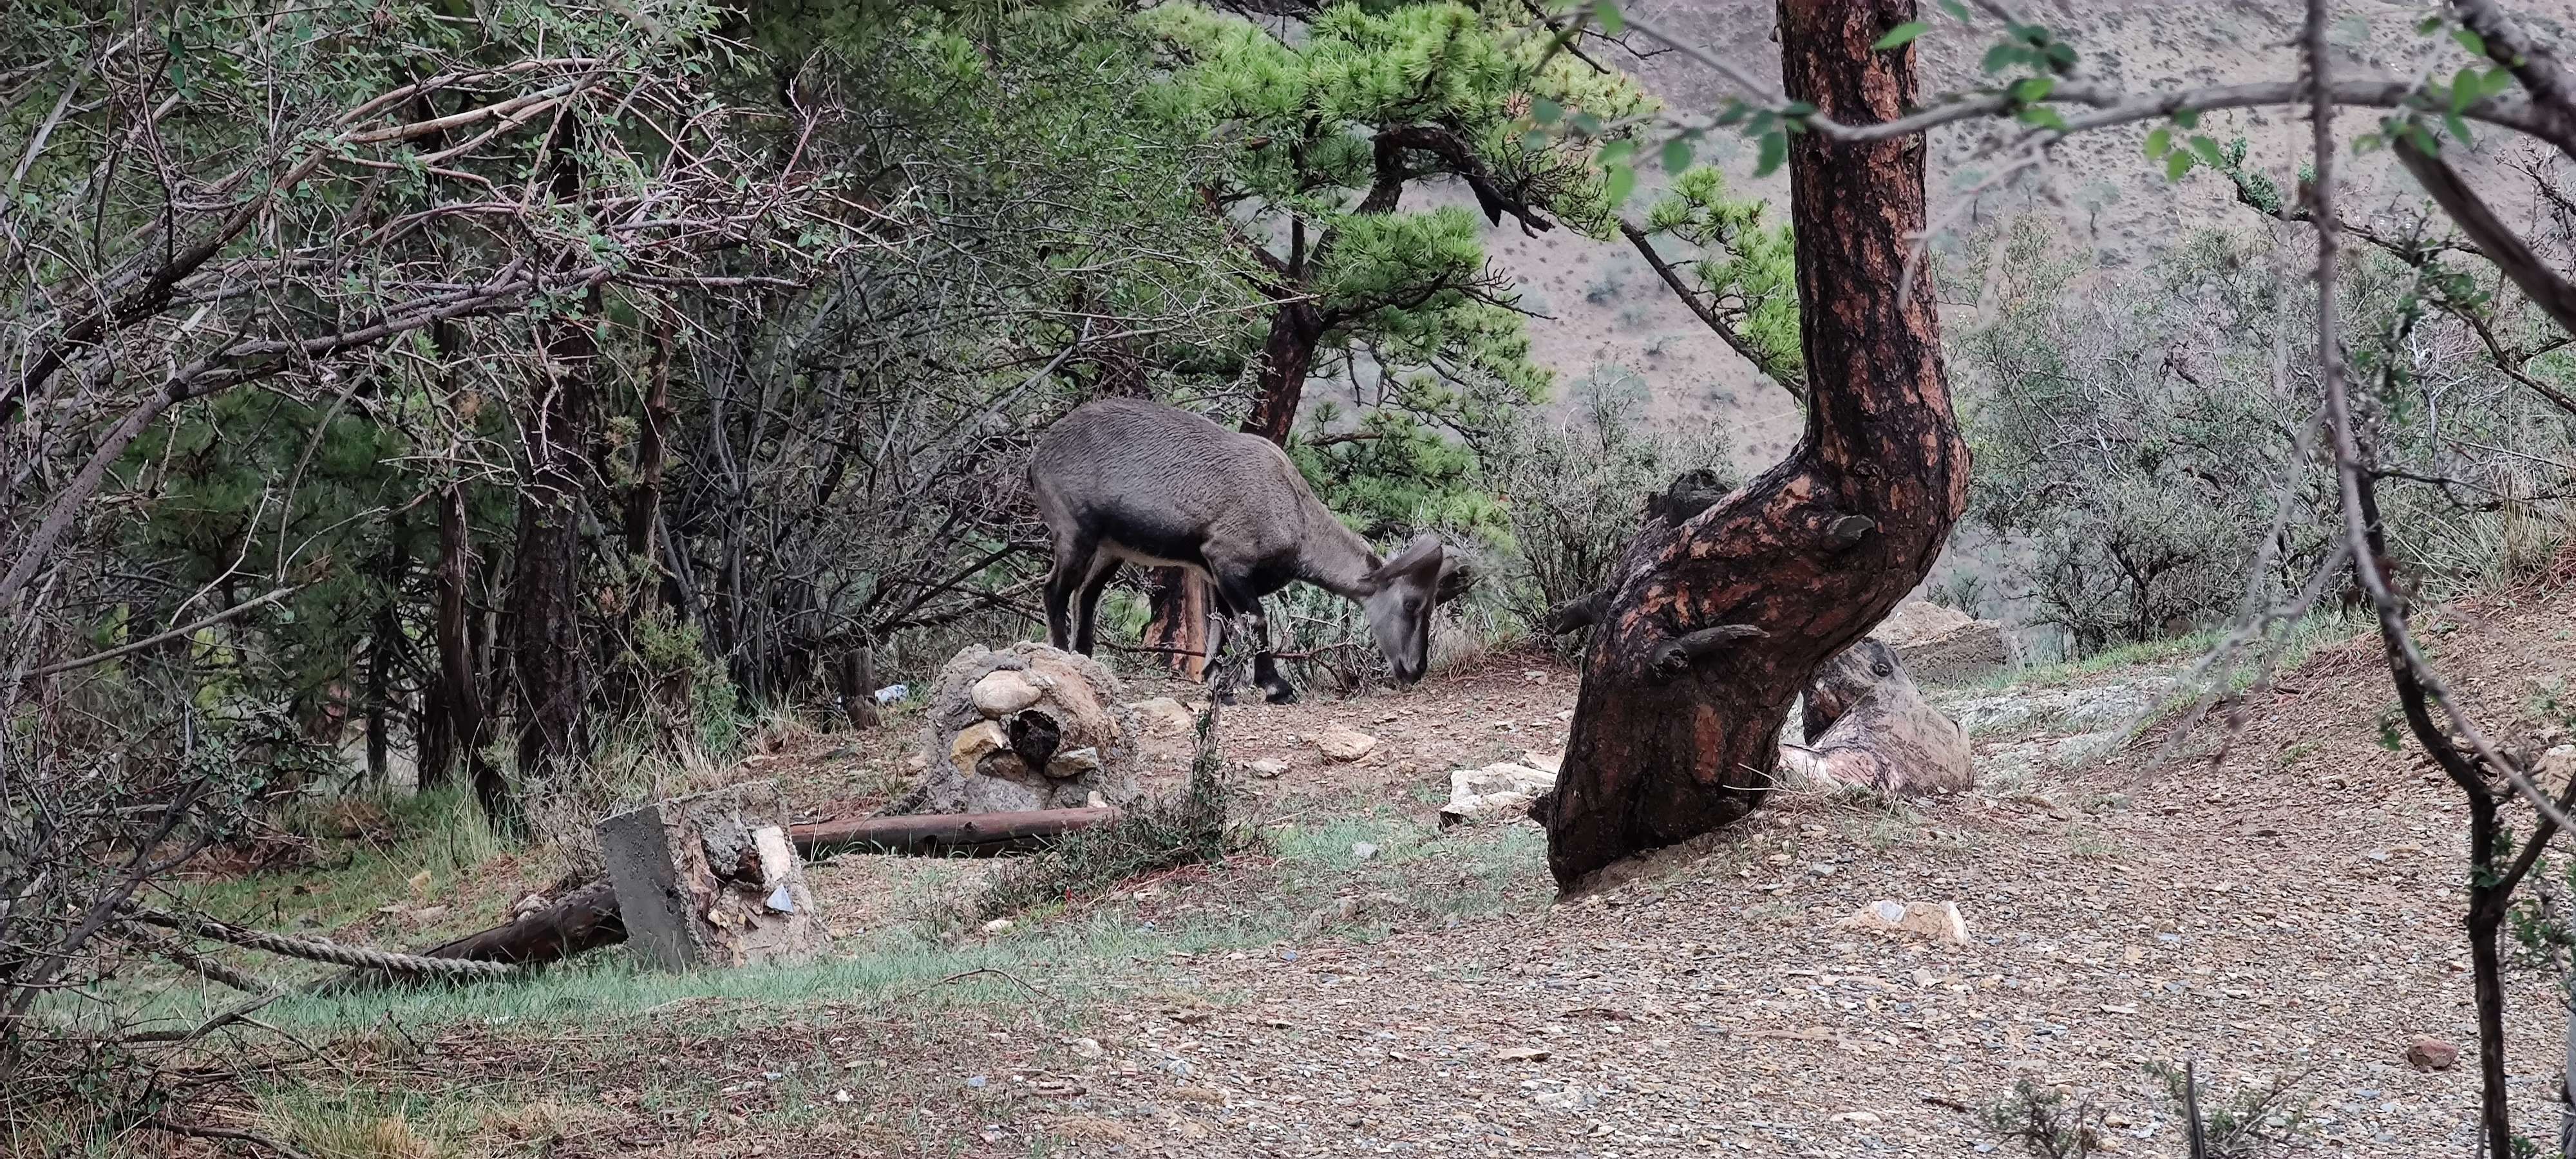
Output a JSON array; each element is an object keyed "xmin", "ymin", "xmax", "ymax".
[{"xmin": 991, "ymin": 589, "xmax": 2576, "ymax": 1157}]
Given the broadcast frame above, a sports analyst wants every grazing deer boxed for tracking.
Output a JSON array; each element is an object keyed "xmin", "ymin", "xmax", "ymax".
[{"xmin": 1029, "ymin": 399, "xmax": 1462, "ymax": 702}]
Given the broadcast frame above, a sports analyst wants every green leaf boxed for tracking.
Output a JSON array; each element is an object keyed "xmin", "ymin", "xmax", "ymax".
[
  {"xmin": 1939, "ymin": 0, "xmax": 1970, "ymax": 19},
  {"xmin": 2144, "ymin": 126, "xmax": 2172, "ymax": 158},
  {"xmin": 2484, "ymin": 66, "xmax": 2517, "ymax": 99},
  {"xmin": 2452, "ymin": 66, "xmax": 2482, "ymax": 111},
  {"xmin": 2166, "ymin": 149, "xmax": 2195, "ymax": 181},
  {"xmin": 2454, "ymin": 27, "xmax": 2486, "ymax": 58},
  {"xmin": 2447, "ymin": 111, "xmax": 2475, "ymax": 144},
  {"xmin": 2354, "ymin": 132, "xmax": 2385, "ymax": 153},
  {"xmin": 1570, "ymin": 111, "xmax": 1603, "ymax": 136},
  {"xmin": 1532, "ymin": 98, "xmax": 1562, "ymax": 126},
  {"xmin": 1754, "ymin": 129, "xmax": 1787, "ymax": 177},
  {"xmin": 1593, "ymin": 0, "xmax": 1624, "ymax": 35},
  {"xmin": 1604, "ymin": 161, "xmax": 1636, "ymax": 204},
  {"xmin": 1660, "ymin": 137, "xmax": 1694, "ymax": 173},
  {"xmin": 1520, "ymin": 130, "xmax": 1551, "ymax": 150},
  {"xmin": 2188, "ymin": 134, "xmax": 2224, "ymax": 166},
  {"xmin": 2016, "ymin": 105, "xmax": 2067, "ymax": 131},
  {"xmin": 2174, "ymin": 109, "xmax": 2201, "ymax": 129},
  {"xmin": 1598, "ymin": 138, "xmax": 1636, "ymax": 165},
  {"xmin": 2011, "ymin": 75, "xmax": 2056, "ymax": 102},
  {"xmin": 2416, "ymin": 14, "xmax": 2446, "ymax": 34},
  {"xmin": 1873, "ymin": 21, "xmax": 1928, "ymax": 50},
  {"xmin": 1981, "ymin": 42, "xmax": 2025, "ymax": 73},
  {"xmin": 2044, "ymin": 42, "xmax": 2078, "ymax": 70}
]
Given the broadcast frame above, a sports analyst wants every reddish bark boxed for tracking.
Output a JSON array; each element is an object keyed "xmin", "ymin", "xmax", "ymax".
[{"xmin": 1542, "ymin": 0, "xmax": 1968, "ymax": 887}]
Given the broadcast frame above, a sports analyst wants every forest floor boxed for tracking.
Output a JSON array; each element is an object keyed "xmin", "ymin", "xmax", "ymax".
[{"xmin": 133, "ymin": 581, "xmax": 2576, "ymax": 1158}]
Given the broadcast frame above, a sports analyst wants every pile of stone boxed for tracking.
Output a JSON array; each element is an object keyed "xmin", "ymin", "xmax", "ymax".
[{"xmin": 905, "ymin": 643, "xmax": 1142, "ymax": 814}]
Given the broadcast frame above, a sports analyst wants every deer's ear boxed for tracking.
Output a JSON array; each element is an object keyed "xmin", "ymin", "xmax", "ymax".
[
  {"xmin": 1375, "ymin": 532, "xmax": 1443, "ymax": 579},
  {"xmin": 1434, "ymin": 554, "xmax": 1475, "ymax": 605}
]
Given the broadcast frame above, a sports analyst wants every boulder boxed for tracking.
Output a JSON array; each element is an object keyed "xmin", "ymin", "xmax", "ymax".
[
  {"xmin": 1871, "ymin": 599, "xmax": 2011, "ymax": 685},
  {"xmin": 2406, "ymin": 1036, "xmax": 2459, "ymax": 1071},
  {"xmin": 904, "ymin": 643, "xmax": 1142, "ymax": 814},
  {"xmin": 1779, "ymin": 639, "xmax": 1974, "ymax": 796}
]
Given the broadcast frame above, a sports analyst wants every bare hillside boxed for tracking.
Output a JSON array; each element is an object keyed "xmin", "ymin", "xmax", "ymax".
[{"xmin": 1483, "ymin": 0, "xmax": 2576, "ymax": 468}]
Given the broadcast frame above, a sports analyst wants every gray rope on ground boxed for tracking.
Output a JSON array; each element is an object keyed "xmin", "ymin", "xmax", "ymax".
[
  {"xmin": 122, "ymin": 905, "xmax": 516, "ymax": 981},
  {"xmin": 118, "ymin": 923, "xmax": 279, "ymax": 994}
]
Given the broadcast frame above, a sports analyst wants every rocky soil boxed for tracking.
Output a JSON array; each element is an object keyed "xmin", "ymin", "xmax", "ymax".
[{"xmin": 942, "ymin": 586, "xmax": 2576, "ymax": 1157}]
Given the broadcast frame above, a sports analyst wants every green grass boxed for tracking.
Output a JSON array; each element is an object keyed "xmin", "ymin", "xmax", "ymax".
[
  {"xmin": 196, "ymin": 800, "xmax": 1546, "ymax": 1041},
  {"xmin": 1949, "ymin": 610, "xmax": 2363, "ymax": 696}
]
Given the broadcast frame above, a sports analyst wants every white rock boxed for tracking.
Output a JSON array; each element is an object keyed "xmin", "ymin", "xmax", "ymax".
[
  {"xmin": 1835, "ymin": 899, "xmax": 1969, "ymax": 943},
  {"xmin": 1440, "ymin": 790, "xmax": 1535, "ymax": 828},
  {"xmin": 1045, "ymin": 746, "xmax": 1101, "ymax": 777},
  {"xmin": 1070, "ymin": 1037, "xmax": 1103, "ymax": 1059},
  {"xmin": 1245, "ymin": 758, "xmax": 1289, "ymax": 778},
  {"xmin": 1315, "ymin": 726, "xmax": 1379, "ymax": 762},
  {"xmin": 981, "ymin": 918, "xmax": 1015, "ymax": 934},
  {"xmin": 970, "ymin": 670, "xmax": 1045, "ymax": 716},
  {"xmin": 1350, "ymin": 842, "xmax": 1379, "ymax": 862},
  {"xmin": 1522, "ymin": 749, "xmax": 1564, "ymax": 775},
  {"xmin": 1831, "ymin": 1111, "xmax": 1882, "ymax": 1126},
  {"xmin": 1451, "ymin": 762, "xmax": 1555, "ymax": 800}
]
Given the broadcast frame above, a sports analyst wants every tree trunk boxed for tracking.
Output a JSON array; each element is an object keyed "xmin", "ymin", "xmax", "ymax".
[
  {"xmin": 1142, "ymin": 566, "xmax": 1211, "ymax": 679},
  {"xmin": 424, "ymin": 484, "xmax": 491, "ymax": 795},
  {"xmin": 506, "ymin": 282, "xmax": 601, "ymax": 820},
  {"xmin": 504, "ymin": 124, "xmax": 603, "ymax": 822},
  {"xmin": 623, "ymin": 312, "xmax": 672, "ymax": 564},
  {"xmin": 1241, "ymin": 298, "xmax": 1325, "ymax": 444},
  {"xmin": 1541, "ymin": 0, "xmax": 1967, "ymax": 888},
  {"xmin": 363, "ymin": 517, "xmax": 406, "ymax": 788}
]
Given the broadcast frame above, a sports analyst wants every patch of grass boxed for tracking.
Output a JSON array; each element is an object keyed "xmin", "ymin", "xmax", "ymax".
[
  {"xmin": 2065, "ymin": 822, "xmax": 2123, "ymax": 860},
  {"xmin": 2144, "ymin": 1060, "xmax": 2313, "ymax": 1158},
  {"xmin": 1983, "ymin": 1078, "xmax": 2102, "ymax": 1158},
  {"xmin": 256, "ymin": 1089, "xmax": 447, "ymax": 1159},
  {"xmin": 187, "ymin": 786, "xmax": 533, "ymax": 942}
]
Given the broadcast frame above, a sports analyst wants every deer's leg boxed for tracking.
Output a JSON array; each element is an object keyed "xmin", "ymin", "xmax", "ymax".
[
  {"xmin": 1044, "ymin": 535, "xmax": 1098, "ymax": 650},
  {"xmin": 1208, "ymin": 574, "xmax": 1296, "ymax": 704},
  {"xmin": 1200, "ymin": 588, "xmax": 1235, "ymax": 701},
  {"xmin": 1071, "ymin": 554, "xmax": 1121, "ymax": 655}
]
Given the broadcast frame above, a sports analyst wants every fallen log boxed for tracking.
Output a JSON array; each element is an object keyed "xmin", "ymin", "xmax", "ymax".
[
  {"xmin": 368, "ymin": 807, "xmax": 1119, "ymax": 974},
  {"xmin": 793, "ymin": 806, "xmax": 1119, "ymax": 858},
  {"xmin": 414, "ymin": 877, "xmax": 627, "ymax": 966}
]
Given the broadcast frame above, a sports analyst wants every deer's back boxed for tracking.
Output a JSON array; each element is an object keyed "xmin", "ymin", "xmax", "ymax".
[{"xmin": 1031, "ymin": 399, "xmax": 1317, "ymax": 562}]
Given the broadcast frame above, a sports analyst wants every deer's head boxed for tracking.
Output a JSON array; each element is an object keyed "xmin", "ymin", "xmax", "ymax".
[{"xmin": 1359, "ymin": 533, "xmax": 1465, "ymax": 684}]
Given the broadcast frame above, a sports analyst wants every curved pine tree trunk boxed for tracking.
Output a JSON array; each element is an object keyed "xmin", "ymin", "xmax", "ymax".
[{"xmin": 1542, "ymin": 0, "xmax": 1968, "ymax": 887}]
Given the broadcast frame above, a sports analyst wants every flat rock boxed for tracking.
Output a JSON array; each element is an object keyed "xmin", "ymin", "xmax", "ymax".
[
  {"xmin": 949, "ymin": 720, "xmax": 1008, "ymax": 769},
  {"xmin": 1315, "ymin": 726, "xmax": 1379, "ymax": 762},
  {"xmin": 1835, "ymin": 898, "xmax": 1970, "ymax": 943},
  {"xmin": 1129, "ymin": 697, "xmax": 1197, "ymax": 735}
]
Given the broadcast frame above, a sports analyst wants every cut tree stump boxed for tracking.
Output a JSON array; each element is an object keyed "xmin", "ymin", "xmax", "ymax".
[
  {"xmin": 381, "ymin": 805, "xmax": 1119, "ymax": 974},
  {"xmin": 598, "ymin": 780, "xmax": 833, "ymax": 971}
]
